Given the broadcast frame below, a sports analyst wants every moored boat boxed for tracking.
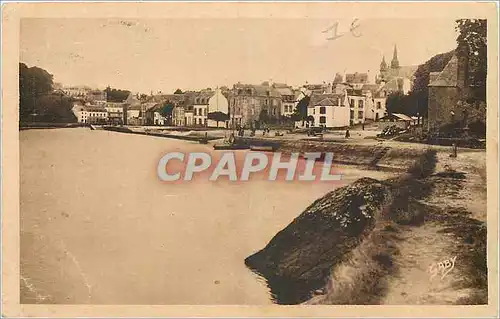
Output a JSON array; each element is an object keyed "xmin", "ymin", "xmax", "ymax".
[{"xmin": 249, "ymin": 145, "xmax": 278, "ymax": 152}]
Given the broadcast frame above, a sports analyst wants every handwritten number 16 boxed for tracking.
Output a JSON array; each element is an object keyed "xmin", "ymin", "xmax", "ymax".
[{"xmin": 323, "ymin": 19, "xmax": 362, "ymax": 40}]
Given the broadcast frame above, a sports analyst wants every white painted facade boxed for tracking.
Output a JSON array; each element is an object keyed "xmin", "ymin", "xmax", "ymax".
[
  {"xmin": 348, "ymin": 96, "xmax": 367, "ymax": 125},
  {"xmin": 307, "ymin": 95, "xmax": 350, "ymax": 128}
]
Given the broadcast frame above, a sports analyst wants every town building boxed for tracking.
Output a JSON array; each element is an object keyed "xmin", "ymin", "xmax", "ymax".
[
  {"xmin": 229, "ymin": 82, "xmax": 282, "ymax": 127},
  {"xmin": 376, "ymin": 45, "xmax": 418, "ymax": 94},
  {"xmin": 345, "ymin": 72, "xmax": 369, "ymax": 89},
  {"xmin": 307, "ymin": 93, "xmax": 350, "ymax": 128},
  {"xmin": 193, "ymin": 90, "xmax": 214, "ymax": 126},
  {"xmin": 105, "ymin": 102, "xmax": 125, "ymax": 125},
  {"xmin": 274, "ymin": 84, "xmax": 296, "ymax": 118},
  {"xmin": 72, "ymin": 103, "xmax": 108, "ymax": 124},
  {"xmin": 427, "ymin": 45, "xmax": 483, "ymax": 132},
  {"xmin": 347, "ymin": 91, "xmax": 367, "ymax": 125},
  {"xmin": 124, "ymin": 93, "xmax": 144, "ymax": 125},
  {"xmin": 87, "ymin": 90, "xmax": 107, "ymax": 105},
  {"xmin": 63, "ymin": 85, "xmax": 93, "ymax": 98},
  {"xmin": 145, "ymin": 104, "xmax": 167, "ymax": 126}
]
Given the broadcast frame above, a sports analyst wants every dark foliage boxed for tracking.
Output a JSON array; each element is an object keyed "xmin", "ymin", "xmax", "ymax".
[
  {"xmin": 19, "ymin": 63, "xmax": 54, "ymax": 120},
  {"xmin": 104, "ymin": 86, "xmax": 130, "ymax": 102}
]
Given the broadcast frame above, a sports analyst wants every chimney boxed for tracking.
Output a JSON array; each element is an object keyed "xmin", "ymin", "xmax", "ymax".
[{"xmin": 457, "ymin": 44, "xmax": 469, "ymax": 90}]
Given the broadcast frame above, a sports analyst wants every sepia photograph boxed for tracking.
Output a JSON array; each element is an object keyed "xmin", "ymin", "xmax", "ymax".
[{"xmin": 1, "ymin": 2, "xmax": 498, "ymax": 318}]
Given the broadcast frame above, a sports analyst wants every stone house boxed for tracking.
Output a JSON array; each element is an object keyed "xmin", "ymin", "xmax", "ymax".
[
  {"xmin": 229, "ymin": 82, "xmax": 282, "ymax": 127},
  {"xmin": 427, "ymin": 45, "xmax": 477, "ymax": 132}
]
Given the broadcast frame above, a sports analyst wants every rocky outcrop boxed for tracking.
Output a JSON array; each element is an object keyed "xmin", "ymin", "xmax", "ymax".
[{"xmin": 244, "ymin": 177, "xmax": 390, "ymax": 304}]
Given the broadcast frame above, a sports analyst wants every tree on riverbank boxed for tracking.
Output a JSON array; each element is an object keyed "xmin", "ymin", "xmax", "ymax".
[
  {"xmin": 19, "ymin": 63, "xmax": 77, "ymax": 123},
  {"xmin": 19, "ymin": 63, "xmax": 54, "ymax": 121}
]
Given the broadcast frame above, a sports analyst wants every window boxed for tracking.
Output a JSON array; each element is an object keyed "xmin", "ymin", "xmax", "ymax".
[
  {"xmin": 358, "ymin": 111, "xmax": 363, "ymax": 119},
  {"xmin": 319, "ymin": 116, "xmax": 326, "ymax": 124},
  {"xmin": 350, "ymin": 110, "xmax": 354, "ymax": 119},
  {"xmin": 350, "ymin": 100, "xmax": 354, "ymax": 108},
  {"xmin": 313, "ymin": 109, "xmax": 316, "ymax": 115},
  {"xmin": 320, "ymin": 107, "xmax": 326, "ymax": 114},
  {"xmin": 377, "ymin": 102, "xmax": 381, "ymax": 109},
  {"xmin": 359, "ymin": 100, "xmax": 364, "ymax": 108}
]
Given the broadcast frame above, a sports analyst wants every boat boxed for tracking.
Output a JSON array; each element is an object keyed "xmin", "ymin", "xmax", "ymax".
[
  {"xmin": 213, "ymin": 144, "xmax": 250, "ymax": 150},
  {"xmin": 249, "ymin": 145, "xmax": 278, "ymax": 152}
]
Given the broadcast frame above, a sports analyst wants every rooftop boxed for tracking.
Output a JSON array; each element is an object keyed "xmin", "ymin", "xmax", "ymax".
[{"xmin": 428, "ymin": 55, "xmax": 458, "ymax": 87}]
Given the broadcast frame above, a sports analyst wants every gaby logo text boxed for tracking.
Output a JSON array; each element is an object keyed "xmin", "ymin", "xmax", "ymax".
[{"xmin": 157, "ymin": 152, "xmax": 343, "ymax": 182}]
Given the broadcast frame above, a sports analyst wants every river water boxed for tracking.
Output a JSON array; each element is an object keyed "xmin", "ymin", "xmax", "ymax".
[{"xmin": 20, "ymin": 128, "xmax": 394, "ymax": 304}]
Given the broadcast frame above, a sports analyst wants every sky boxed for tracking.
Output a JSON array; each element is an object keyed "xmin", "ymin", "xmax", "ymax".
[{"xmin": 20, "ymin": 18, "xmax": 459, "ymax": 94}]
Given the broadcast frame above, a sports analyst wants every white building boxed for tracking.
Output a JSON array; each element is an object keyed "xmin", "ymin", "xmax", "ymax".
[
  {"xmin": 347, "ymin": 84, "xmax": 388, "ymax": 124},
  {"xmin": 105, "ymin": 102, "xmax": 125, "ymax": 125},
  {"xmin": 63, "ymin": 85, "xmax": 93, "ymax": 98},
  {"xmin": 348, "ymin": 95, "xmax": 367, "ymax": 125},
  {"xmin": 184, "ymin": 110, "xmax": 194, "ymax": 126},
  {"xmin": 274, "ymin": 86, "xmax": 296, "ymax": 117},
  {"xmin": 72, "ymin": 103, "xmax": 108, "ymax": 124},
  {"xmin": 193, "ymin": 91, "xmax": 213, "ymax": 126},
  {"xmin": 307, "ymin": 93, "xmax": 350, "ymax": 128},
  {"xmin": 207, "ymin": 88, "xmax": 229, "ymax": 128}
]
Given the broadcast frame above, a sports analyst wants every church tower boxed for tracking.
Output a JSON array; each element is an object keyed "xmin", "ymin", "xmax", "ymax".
[
  {"xmin": 391, "ymin": 44, "xmax": 400, "ymax": 69},
  {"xmin": 380, "ymin": 56, "xmax": 387, "ymax": 72}
]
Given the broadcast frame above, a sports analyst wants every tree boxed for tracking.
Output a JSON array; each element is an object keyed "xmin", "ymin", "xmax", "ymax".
[
  {"xmin": 258, "ymin": 109, "xmax": 270, "ymax": 124},
  {"xmin": 455, "ymin": 19, "xmax": 487, "ymax": 101},
  {"xmin": 19, "ymin": 63, "xmax": 54, "ymax": 121},
  {"xmin": 207, "ymin": 111, "xmax": 229, "ymax": 127},
  {"xmin": 35, "ymin": 93, "xmax": 77, "ymax": 123},
  {"xmin": 291, "ymin": 95, "xmax": 310, "ymax": 121},
  {"xmin": 160, "ymin": 102, "xmax": 174, "ymax": 124},
  {"xmin": 386, "ymin": 92, "xmax": 404, "ymax": 115},
  {"xmin": 174, "ymin": 88, "xmax": 183, "ymax": 94},
  {"xmin": 105, "ymin": 86, "xmax": 130, "ymax": 102}
]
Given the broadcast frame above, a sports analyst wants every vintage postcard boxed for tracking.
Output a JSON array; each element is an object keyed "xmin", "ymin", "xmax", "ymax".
[{"xmin": 1, "ymin": 2, "xmax": 499, "ymax": 318}]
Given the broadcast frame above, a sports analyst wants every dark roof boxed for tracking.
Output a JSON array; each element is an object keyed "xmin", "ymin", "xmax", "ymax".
[
  {"xmin": 381, "ymin": 77, "xmax": 405, "ymax": 92},
  {"xmin": 309, "ymin": 93, "xmax": 344, "ymax": 107},
  {"xmin": 84, "ymin": 106, "xmax": 107, "ymax": 112},
  {"xmin": 274, "ymin": 86, "xmax": 294, "ymax": 96},
  {"xmin": 346, "ymin": 89, "xmax": 363, "ymax": 96},
  {"xmin": 345, "ymin": 73, "xmax": 368, "ymax": 83},
  {"xmin": 380, "ymin": 113, "xmax": 412, "ymax": 121},
  {"xmin": 233, "ymin": 84, "xmax": 281, "ymax": 97},
  {"xmin": 428, "ymin": 55, "xmax": 458, "ymax": 87}
]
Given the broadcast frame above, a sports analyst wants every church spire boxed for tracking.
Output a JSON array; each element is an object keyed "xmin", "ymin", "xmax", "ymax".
[
  {"xmin": 391, "ymin": 44, "xmax": 400, "ymax": 69},
  {"xmin": 380, "ymin": 55, "xmax": 387, "ymax": 72}
]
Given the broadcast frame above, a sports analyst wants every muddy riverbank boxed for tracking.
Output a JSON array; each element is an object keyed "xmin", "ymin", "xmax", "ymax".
[{"xmin": 245, "ymin": 148, "xmax": 488, "ymax": 305}]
